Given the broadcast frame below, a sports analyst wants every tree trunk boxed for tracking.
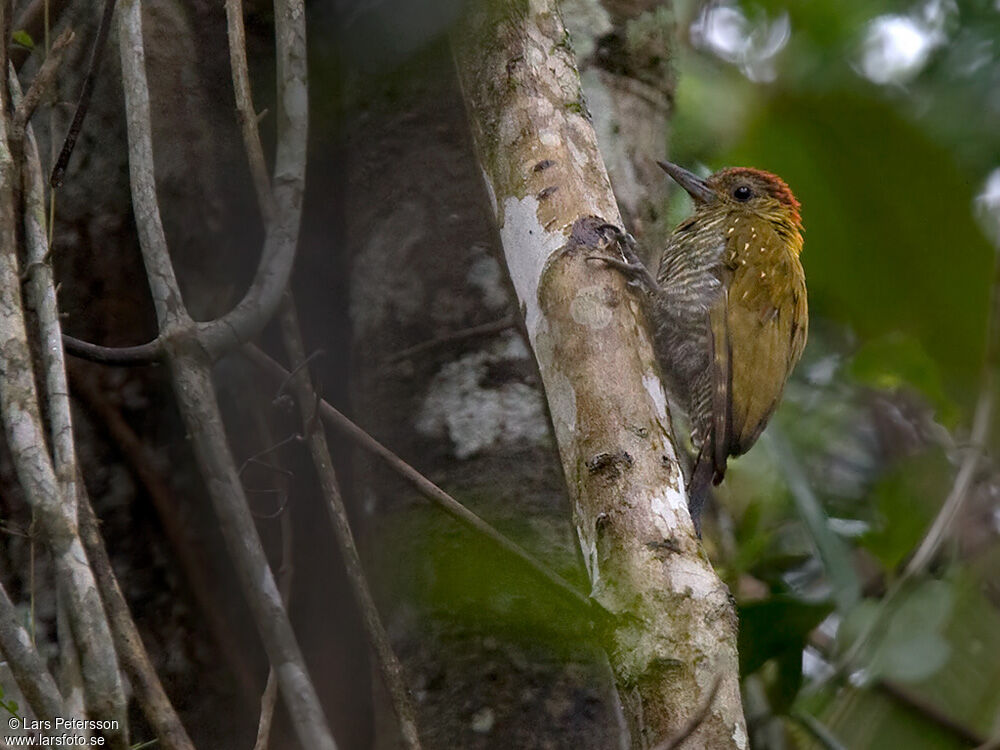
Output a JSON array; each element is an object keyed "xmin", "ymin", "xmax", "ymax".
[{"xmin": 453, "ymin": 1, "xmax": 747, "ymax": 747}]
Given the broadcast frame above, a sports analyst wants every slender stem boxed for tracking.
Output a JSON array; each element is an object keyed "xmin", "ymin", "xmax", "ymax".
[
  {"xmin": 243, "ymin": 344, "xmax": 599, "ymax": 616},
  {"xmin": 62, "ymin": 333, "xmax": 164, "ymax": 365},
  {"xmin": 12, "ymin": 26, "xmax": 74, "ymax": 144},
  {"xmin": 77, "ymin": 484, "xmax": 197, "ymax": 750},
  {"xmin": 49, "ymin": 0, "xmax": 116, "ymax": 187},
  {"xmin": 279, "ymin": 298, "xmax": 423, "ymax": 749},
  {"xmin": 197, "ymin": 0, "xmax": 308, "ymax": 358},
  {"xmin": 116, "ymin": 2, "xmax": 337, "ymax": 747},
  {"xmin": 904, "ymin": 241, "xmax": 1000, "ymax": 575},
  {"xmin": 224, "ymin": 0, "xmax": 274, "ymax": 224},
  {"xmin": 17, "ymin": 74, "xmax": 77, "ymax": 515},
  {"xmin": 384, "ymin": 315, "xmax": 517, "ymax": 365},
  {"xmin": 116, "ymin": 0, "xmax": 188, "ymax": 330},
  {"xmin": 252, "ymin": 508, "xmax": 293, "ymax": 750}
]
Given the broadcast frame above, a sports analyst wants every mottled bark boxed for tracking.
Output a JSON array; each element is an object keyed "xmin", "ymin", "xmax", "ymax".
[{"xmin": 453, "ymin": 1, "xmax": 746, "ymax": 747}]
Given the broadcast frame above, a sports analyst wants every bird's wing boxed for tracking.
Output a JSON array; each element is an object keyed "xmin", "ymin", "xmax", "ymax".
[
  {"xmin": 725, "ymin": 226, "xmax": 808, "ymax": 456},
  {"xmin": 708, "ymin": 283, "xmax": 732, "ymax": 480}
]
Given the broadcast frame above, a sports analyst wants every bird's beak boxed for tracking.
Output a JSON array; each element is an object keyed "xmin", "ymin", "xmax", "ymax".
[{"xmin": 657, "ymin": 160, "xmax": 717, "ymax": 205}]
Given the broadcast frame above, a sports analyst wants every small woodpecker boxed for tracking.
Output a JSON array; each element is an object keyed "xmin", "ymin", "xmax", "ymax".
[{"xmin": 594, "ymin": 161, "xmax": 808, "ymax": 533}]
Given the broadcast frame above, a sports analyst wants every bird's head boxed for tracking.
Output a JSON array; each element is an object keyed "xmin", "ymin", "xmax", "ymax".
[{"xmin": 657, "ymin": 160, "xmax": 802, "ymax": 232}]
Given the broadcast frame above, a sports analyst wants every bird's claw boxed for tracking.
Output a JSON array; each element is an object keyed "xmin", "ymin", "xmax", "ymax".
[
  {"xmin": 587, "ymin": 225, "xmax": 661, "ymax": 295},
  {"xmin": 595, "ymin": 223, "xmax": 637, "ymax": 254}
]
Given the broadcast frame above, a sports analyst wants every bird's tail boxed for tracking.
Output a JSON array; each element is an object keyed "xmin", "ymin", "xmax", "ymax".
[{"xmin": 687, "ymin": 444, "xmax": 726, "ymax": 537}]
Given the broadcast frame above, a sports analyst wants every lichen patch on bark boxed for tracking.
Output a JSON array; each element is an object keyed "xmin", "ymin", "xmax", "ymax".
[
  {"xmin": 416, "ymin": 332, "xmax": 549, "ymax": 459},
  {"xmin": 499, "ymin": 195, "xmax": 565, "ymax": 338}
]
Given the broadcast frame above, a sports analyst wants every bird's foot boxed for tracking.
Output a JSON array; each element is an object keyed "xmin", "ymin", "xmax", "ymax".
[{"xmin": 587, "ymin": 224, "xmax": 662, "ymax": 295}]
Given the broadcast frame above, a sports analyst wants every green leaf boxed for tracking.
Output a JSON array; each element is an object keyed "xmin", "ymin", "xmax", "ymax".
[
  {"xmin": 739, "ymin": 597, "xmax": 834, "ymax": 675},
  {"xmin": 838, "ymin": 580, "xmax": 956, "ymax": 685},
  {"xmin": 12, "ymin": 30, "xmax": 33, "ymax": 49},
  {"xmin": 874, "ymin": 630, "xmax": 951, "ymax": 683}
]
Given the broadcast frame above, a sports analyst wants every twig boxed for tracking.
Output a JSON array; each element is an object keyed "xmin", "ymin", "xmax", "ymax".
[
  {"xmin": 77, "ymin": 482, "xmax": 197, "ymax": 750},
  {"xmin": 279, "ymin": 297, "xmax": 423, "ymax": 749},
  {"xmin": 790, "ymin": 712, "xmax": 848, "ymax": 750},
  {"xmin": 195, "ymin": 0, "xmax": 309, "ymax": 359},
  {"xmin": 16, "ymin": 71, "xmax": 78, "ymax": 527},
  {"xmin": 651, "ymin": 674, "xmax": 722, "ymax": 750},
  {"xmin": 243, "ymin": 344, "xmax": 601, "ymax": 617},
  {"xmin": 12, "ymin": 26, "xmax": 74, "ymax": 141},
  {"xmin": 253, "ymin": 491, "xmax": 294, "ymax": 750},
  {"xmin": 224, "ymin": 0, "xmax": 274, "ymax": 225},
  {"xmin": 67, "ymin": 365, "xmax": 262, "ymax": 707},
  {"xmin": 0, "ymin": 579, "xmax": 66, "ymax": 724},
  {"xmin": 904, "ymin": 240, "xmax": 1000, "ymax": 576},
  {"xmin": 117, "ymin": 2, "xmax": 336, "ymax": 748},
  {"xmin": 49, "ymin": 0, "xmax": 116, "ymax": 187},
  {"xmin": 384, "ymin": 315, "xmax": 517, "ymax": 365},
  {"xmin": 11, "ymin": 0, "xmax": 72, "ymax": 69},
  {"xmin": 62, "ymin": 333, "xmax": 164, "ymax": 366}
]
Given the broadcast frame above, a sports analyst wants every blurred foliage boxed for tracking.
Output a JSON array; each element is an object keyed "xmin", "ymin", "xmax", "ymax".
[
  {"xmin": 667, "ymin": 0, "xmax": 1000, "ymax": 746},
  {"xmin": 371, "ymin": 500, "xmax": 595, "ymax": 655}
]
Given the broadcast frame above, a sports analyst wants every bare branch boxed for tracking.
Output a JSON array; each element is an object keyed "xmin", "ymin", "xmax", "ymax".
[
  {"xmin": 11, "ymin": 0, "xmax": 73, "ymax": 69},
  {"xmin": 77, "ymin": 484, "xmax": 197, "ymax": 750},
  {"xmin": 196, "ymin": 0, "xmax": 308, "ymax": 358},
  {"xmin": 17, "ymin": 76, "xmax": 78, "ymax": 516},
  {"xmin": 116, "ymin": 2, "xmax": 337, "ymax": 748},
  {"xmin": 253, "ymin": 492, "xmax": 293, "ymax": 750},
  {"xmin": 50, "ymin": 0, "xmax": 116, "ymax": 187},
  {"xmin": 224, "ymin": 0, "xmax": 274, "ymax": 225},
  {"xmin": 13, "ymin": 26, "xmax": 74, "ymax": 141},
  {"xmin": 384, "ymin": 315, "xmax": 517, "ymax": 365},
  {"xmin": 62, "ymin": 334, "xmax": 164, "ymax": 366},
  {"xmin": 116, "ymin": 0, "xmax": 188, "ymax": 329},
  {"xmin": 279, "ymin": 298, "xmax": 423, "ymax": 749},
  {"xmin": 243, "ymin": 345, "xmax": 599, "ymax": 616}
]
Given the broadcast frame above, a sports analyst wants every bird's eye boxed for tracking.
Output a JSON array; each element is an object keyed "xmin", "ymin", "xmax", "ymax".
[{"xmin": 733, "ymin": 185, "xmax": 753, "ymax": 201}]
